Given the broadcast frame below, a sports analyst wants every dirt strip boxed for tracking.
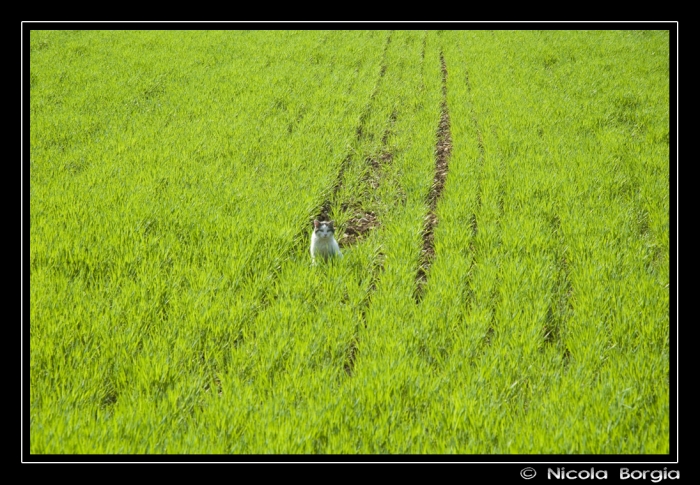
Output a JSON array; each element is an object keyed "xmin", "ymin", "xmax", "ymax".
[{"xmin": 415, "ymin": 53, "xmax": 452, "ymax": 302}]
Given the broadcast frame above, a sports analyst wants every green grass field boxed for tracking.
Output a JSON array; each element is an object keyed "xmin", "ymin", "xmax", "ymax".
[{"xmin": 29, "ymin": 29, "xmax": 671, "ymax": 454}]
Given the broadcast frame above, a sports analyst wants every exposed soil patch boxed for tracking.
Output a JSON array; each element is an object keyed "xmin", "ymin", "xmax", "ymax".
[
  {"xmin": 339, "ymin": 206, "xmax": 379, "ymax": 247},
  {"xmin": 334, "ymin": 112, "xmax": 396, "ymax": 246},
  {"xmin": 415, "ymin": 52, "xmax": 452, "ymax": 302}
]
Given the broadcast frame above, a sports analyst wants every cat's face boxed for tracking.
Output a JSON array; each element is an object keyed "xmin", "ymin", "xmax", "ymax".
[{"xmin": 313, "ymin": 220, "xmax": 335, "ymax": 239}]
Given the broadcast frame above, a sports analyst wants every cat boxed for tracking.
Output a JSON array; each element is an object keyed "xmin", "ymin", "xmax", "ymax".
[{"xmin": 310, "ymin": 219, "xmax": 342, "ymax": 264}]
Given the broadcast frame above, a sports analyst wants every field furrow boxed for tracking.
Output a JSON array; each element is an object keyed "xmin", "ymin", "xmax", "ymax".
[{"xmin": 414, "ymin": 52, "xmax": 452, "ymax": 302}]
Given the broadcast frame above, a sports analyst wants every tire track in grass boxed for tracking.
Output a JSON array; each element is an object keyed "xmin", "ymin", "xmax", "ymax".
[
  {"xmin": 317, "ymin": 30, "xmax": 392, "ymax": 247},
  {"xmin": 317, "ymin": 30, "xmax": 393, "ymax": 225},
  {"xmin": 339, "ymin": 109, "xmax": 396, "ymax": 247},
  {"xmin": 414, "ymin": 52, "xmax": 452, "ymax": 302},
  {"xmin": 254, "ymin": 31, "xmax": 392, "ymax": 280},
  {"xmin": 347, "ymin": 31, "xmax": 434, "ymax": 376},
  {"xmin": 465, "ymin": 66, "xmax": 485, "ymax": 237},
  {"xmin": 204, "ymin": 33, "xmax": 394, "ymax": 389},
  {"xmin": 461, "ymin": 64, "xmax": 486, "ymax": 313},
  {"xmin": 310, "ymin": 31, "xmax": 396, "ymax": 377},
  {"xmin": 418, "ymin": 30, "xmax": 428, "ymax": 93},
  {"xmin": 342, "ymin": 83, "xmax": 397, "ymax": 375},
  {"xmin": 342, "ymin": 109, "xmax": 396, "ymax": 376},
  {"xmin": 341, "ymin": 32, "xmax": 433, "ymax": 377},
  {"xmin": 544, "ymin": 213, "xmax": 573, "ymax": 365},
  {"xmin": 344, "ymin": 246, "xmax": 385, "ymax": 377},
  {"xmin": 467, "ymin": 114, "xmax": 504, "ymax": 360},
  {"xmin": 484, "ymin": 126, "xmax": 506, "ymax": 349}
]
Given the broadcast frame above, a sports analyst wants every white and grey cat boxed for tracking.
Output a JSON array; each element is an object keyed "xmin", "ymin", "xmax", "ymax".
[{"xmin": 310, "ymin": 219, "xmax": 342, "ymax": 264}]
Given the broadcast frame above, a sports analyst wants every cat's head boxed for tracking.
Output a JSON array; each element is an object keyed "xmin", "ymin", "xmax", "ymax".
[{"xmin": 313, "ymin": 220, "xmax": 335, "ymax": 238}]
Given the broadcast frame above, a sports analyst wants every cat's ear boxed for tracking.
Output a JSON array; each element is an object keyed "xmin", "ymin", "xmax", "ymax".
[
  {"xmin": 313, "ymin": 220, "xmax": 319, "ymax": 228},
  {"xmin": 329, "ymin": 220, "xmax": 335, "ymax": 228}
]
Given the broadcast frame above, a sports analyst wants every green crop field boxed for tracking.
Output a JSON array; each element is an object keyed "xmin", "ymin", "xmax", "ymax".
[{"xmin": 29, "ymin": 29, "xmax": 671, "ymax": 454}]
